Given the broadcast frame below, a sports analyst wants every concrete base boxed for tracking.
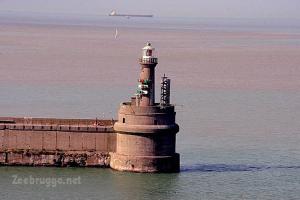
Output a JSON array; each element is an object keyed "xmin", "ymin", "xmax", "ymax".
[
  {"xmin": 110, "ymin": 152, "xmax": 180, "ymax": 173},
  {"xmin": 0, "ymin": 150, "xmax": 110, "ymax": 167}
]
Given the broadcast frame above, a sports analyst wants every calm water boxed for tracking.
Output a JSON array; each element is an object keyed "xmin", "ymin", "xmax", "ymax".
[{"xmin": 0, "ymin": 14, "xmax": 300, "ymax": 199}]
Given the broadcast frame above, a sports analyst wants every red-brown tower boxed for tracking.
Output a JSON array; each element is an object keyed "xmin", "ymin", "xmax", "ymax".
[{"xmin": 110, "ymin": 43, "xmax": 179, "ymax": 172}]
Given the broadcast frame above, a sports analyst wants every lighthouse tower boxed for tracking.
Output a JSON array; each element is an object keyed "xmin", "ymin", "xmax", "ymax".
[{"xmin": 110, "ymin": 43, "xmax": 180, "ymax": 172}]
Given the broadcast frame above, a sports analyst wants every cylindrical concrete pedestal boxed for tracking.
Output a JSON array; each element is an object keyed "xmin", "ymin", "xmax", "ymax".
[{"xmin": 110, "ymin": 104, "xmax": 180, "ymax": 173}]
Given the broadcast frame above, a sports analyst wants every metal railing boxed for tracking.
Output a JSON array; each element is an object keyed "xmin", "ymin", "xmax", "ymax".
[{"xmin": 139, "ymin": 57, "xmax": 158, "ymax": 64}]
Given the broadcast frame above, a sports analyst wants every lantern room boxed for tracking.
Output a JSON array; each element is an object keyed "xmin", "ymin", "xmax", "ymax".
[{"xmin": 142, "ymin": 42, "xmax": 155, "ymax": 58}]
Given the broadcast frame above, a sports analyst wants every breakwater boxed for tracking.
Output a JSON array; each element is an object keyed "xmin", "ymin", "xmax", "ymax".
[{"xmin": 0, "ymin": 117, "xmax": 116, "ymax": 167}]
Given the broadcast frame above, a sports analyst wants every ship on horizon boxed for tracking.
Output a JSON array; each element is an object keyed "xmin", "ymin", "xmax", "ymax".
[{"xmin": 108, "ymin": 10, "xmax": 153, "ymax": 18}]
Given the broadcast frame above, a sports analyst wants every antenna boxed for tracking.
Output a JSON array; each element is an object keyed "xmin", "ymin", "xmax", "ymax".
[{"xmin": 160, "ymin": 74, "xmax": 171, "ymax": 107}]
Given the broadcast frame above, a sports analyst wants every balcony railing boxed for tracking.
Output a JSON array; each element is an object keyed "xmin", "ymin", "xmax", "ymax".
[{"xmin": 139, "ymin": 57, "xmax": 158, "ymax": 64}]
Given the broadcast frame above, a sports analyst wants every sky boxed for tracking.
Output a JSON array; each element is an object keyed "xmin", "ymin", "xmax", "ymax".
[{"xmin": 0, "ymin": 0, "xmax": 299, "ymax": 19}]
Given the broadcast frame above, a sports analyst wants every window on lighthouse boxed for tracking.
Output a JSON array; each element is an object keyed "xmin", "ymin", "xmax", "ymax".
[
  {"xmin": 146, "ymin": 49, "xmax": 152, "ymax": 56},
  {"xmin": 143, "ymin": 49, "xmax": 152, "ymax": 57}
]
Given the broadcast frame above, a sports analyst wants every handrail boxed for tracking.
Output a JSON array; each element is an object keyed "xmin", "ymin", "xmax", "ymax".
[
  {"xmin": 0, "ymin": 123, "xmax": 114, "ymax": 132},
  {"xmin": 139, "ymin": 57, "xmax": 158, "ymax": 64}
]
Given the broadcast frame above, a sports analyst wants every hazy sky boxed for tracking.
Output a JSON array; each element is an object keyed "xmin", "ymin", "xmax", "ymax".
[{"xmin": 0, "ymin": 0, "xmax": 299, "ymax": 19}]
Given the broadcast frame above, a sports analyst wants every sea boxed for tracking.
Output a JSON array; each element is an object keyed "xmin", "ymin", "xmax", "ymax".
[{"xmin": 0, "ymin": 12, "xmax": 300, "ymax": 200}]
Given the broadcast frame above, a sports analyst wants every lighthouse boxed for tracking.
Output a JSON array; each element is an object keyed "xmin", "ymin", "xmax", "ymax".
[{"xmin": 110, "ymin": 43, "xmax": 180, "ymax": 172}]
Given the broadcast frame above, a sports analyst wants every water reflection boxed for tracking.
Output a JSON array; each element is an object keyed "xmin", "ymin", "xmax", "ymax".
[{"xmin": 111, "ymin": 170, "xmax": 180, "ymax": 200}]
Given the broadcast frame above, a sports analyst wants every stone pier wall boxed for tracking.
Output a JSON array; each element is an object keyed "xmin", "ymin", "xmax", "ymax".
[{"xmin": 0, "ymin": 117, "xmax": 116, "ymax": 167}]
